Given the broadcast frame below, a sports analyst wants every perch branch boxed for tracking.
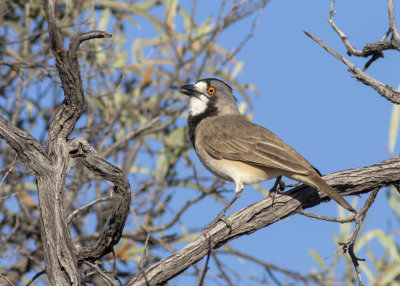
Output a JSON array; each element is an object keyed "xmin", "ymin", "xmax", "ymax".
[{"xmin": 128, "ymin": 157, "xmax": 400, "ymax": 285}]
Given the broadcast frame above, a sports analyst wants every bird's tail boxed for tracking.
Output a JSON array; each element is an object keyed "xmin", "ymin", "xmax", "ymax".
[{"xmin": 294, "ymin": 174, "xmax": 355, "ymax": 213}]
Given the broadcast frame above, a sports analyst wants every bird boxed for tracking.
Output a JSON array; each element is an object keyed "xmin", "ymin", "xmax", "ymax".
[{"xmin": 179, "ymin": 78, "xmax": 356, "ymax": 219}]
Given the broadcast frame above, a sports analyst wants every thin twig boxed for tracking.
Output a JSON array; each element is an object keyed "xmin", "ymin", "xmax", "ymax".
[
  {"xmin": 67, "ymin": 196, "xmax": 112, "ymax": 224},
  {"xmin": 388, "ymin": 0, "xmax": 400, "ymax": 49},
  {"xmin": 137, "ymin": 234, "xmax": 151, "ymax": 286},
  {"xmin": 198, "ymin": 236, "xmax": 212, "ymax": 286},
  {"xmin": 329, "ymin": 0, "xmax": 363, "ymax": 56},
  {"xmin": 111, "ymin": 249, "xmax": 123, "ymax": 286},
  {"xmin": 339, "ymin": 188, "xmax": 380, "ymax": 286},
  {"xmin": 298, "ymin": 210, "xmax": 355, "ymax": 223},
  {"xmin": 83, "ymin": 261, "xmax": 119, "ymax": 286},
  {"xmin": 0, "ymin": 154, "xmax": 18, "ymax": 186},
  {"xmin": 26, "ymin": 270, "xmax": 46, "ymax": 286},
  {"xmin": 0, "ymin": 273, "xmax": 17, "ymax": 286},
  {"xmin": 216, "ymin": 249, "xmax": 322, "ymax": 284},
  {"xmin": 212, "ymin": 253, "xmax": 234, "ymax": 286},
  {"xmin": 303, "ymin": 30, "xmax": 400, "ymax": 104}
]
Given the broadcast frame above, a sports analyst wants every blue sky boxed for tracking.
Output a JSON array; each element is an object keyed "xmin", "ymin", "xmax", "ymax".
[
  {"xmin": 3, "ymin": 0, "xmax": 395, "ymax": 284},
  {"xmin": 169, "ymin": 0, "xmax": 398, "ymax": 284}
]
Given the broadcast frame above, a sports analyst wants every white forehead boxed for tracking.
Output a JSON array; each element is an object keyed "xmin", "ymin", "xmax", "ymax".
[{"xmin": 194, "ymin": 81, "xmax": 207, "ymax": 91}]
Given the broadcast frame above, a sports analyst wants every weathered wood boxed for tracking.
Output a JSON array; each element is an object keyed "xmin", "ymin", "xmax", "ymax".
[
  {"xmin": 128, "ymin": 157, "xmax": 400, "ymax": 286},
  {"xmin": 68, "ymin": 138, "xmax": 131, "ymax": 262}
]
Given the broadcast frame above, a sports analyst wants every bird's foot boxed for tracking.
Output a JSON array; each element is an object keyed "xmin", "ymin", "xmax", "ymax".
[
  {"xmin": 269, "ymin": 176, "xmax": 285, "ymax": 204},
  {"xmin": 207, "ymin": 194, "xmax": 240, "ymax": 233},
  {"xmin": 208, "ymin": 210, "xmax": 232, "ymax": 232}
]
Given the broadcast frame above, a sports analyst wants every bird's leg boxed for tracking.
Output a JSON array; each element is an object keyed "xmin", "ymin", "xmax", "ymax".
[
  {"xmin": 269, "ymin": 175, "xmax": 285, "ymax": 203},
  {"xmin": 209, "ymin": 182, "xmax": 243, "ymax": 231}
]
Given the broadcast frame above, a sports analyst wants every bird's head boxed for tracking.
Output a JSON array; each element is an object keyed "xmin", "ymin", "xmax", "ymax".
[{"xmin": 179, "ymin": 78, "xmax": 239, "ymax": 117}]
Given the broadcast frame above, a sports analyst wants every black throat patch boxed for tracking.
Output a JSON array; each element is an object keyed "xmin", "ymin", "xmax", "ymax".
[{"xmin": 187, "ymin": 98, "xmax": 218, "ymax": 149}]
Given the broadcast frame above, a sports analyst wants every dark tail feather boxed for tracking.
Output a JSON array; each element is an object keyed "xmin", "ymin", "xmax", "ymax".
[{"xmin": 310, "ymin": 174, "xmax": 355, "ymax": 213}]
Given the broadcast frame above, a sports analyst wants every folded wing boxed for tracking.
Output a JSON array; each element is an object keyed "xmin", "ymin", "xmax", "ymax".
[{"xmin": 199, "ymin": 116, "xmax": 314, "ymax": 176}]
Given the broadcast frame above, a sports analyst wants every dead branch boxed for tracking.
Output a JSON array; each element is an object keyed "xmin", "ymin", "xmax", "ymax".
[
  {"xmin": 305, "ymin": 0, "xmax": 400, "ymax": 103},
  {"xmin": 128, "ymin": 157, "xmax": 400, "ymax": 285},
  {"xmin": 303, "ymin": 30, "xmax": 400, "ymax": 104}
]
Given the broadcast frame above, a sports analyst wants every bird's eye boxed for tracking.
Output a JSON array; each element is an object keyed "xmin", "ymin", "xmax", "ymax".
[{"xmin": 207, "ymin": 87, "xmax": 216, "ymax": 95}]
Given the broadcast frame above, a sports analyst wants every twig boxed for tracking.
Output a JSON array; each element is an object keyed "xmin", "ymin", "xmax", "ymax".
[
  {"xmin": 303, "ymin": 30, "xmax": 400, "ymax": 104},
  {"xmin": 339, "ymin": 188, "xmax": 380, "ymax": 286},
  {"xmin": 298, "ymin": 210, "xmax": 355, "ymax": 223},
  {"xmin": 67, "ymin": 197, "xmax": 112, "ymax": 224},
  {"xmin": 0, "ymin": 214, "xmax": 19, "ymax": 245},
  {"xmin": 0, "ymin": 154, "xmax": 18, "ymax": 186},
  {"xmin": 146, "ymin": 192, "xmax": 207, "ymax": 232},
  {"xmin": 137, "ymin": 234, "xmax": 151, "ymax": 286},
  {"xmin": 329, "ymin": 0, "xmax": 363, "ymax": 56},
  {"xmin": 111, "ymin": 249, "xmax": 123, "ymax": 286},
  {"xmin": 26, "ymin": 269, "xmax": 46, "ymax": 286},
  {"xmin": 216, "ymin": 249, "xmax": 322, "ymax": 284},
  {"xmin": 212, "ymin": 253, "xmax": 234, "ymax": 286},
  {"xmin": 388, "ymin": 0, "xmax": 400, "ymax": 49},
  {"xmin": 83, "ymin": 261, "xmax": 119, "ymax": 286},
  {"xmin": 198, "ymin": 236, "xmax": 212, "ymax": 286},
  {"xmin": 0, "ymin": 273, "xmax": 17, "ymax": 286}
]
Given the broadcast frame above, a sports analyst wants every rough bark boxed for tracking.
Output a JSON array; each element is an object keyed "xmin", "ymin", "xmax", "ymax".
[
  {"xmin": 0, "ymin": 1, "xmax": 130, "ymax": 285},
  {"xmin": 128, "ymin": 157, "xmax": 400, "ymax": 286}
]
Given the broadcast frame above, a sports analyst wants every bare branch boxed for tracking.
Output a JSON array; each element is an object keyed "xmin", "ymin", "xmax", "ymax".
[
  {"xmin": 388, "ymin": 0, "xmax": 400, "ymax": 49},
  {"xmin": 216, "ymin": 249, "xmax": 322, "ymax": 284},
  {"xmin": 67, "ymin": 197, "xmax": 112, "ymax": 224},
  {"xmin": 68, "ymin": 31, "xmax": 112, "ymax": 63},
  {"xmin": 83, "ymin": 261, "xmax": 119, "ymax": 286},
  {"xmin": 128, "ymin": 157, "xmax": 400, "ymax": 285},
  {"xmin": 339, "ymin": 188, "xmax": 379, "ymax": 286},
  {"xmin": 0, "ymin": 114, "xmax": 50, "ymax": 177},
  {"xmin": 68, "ymin": 138, "xmax": 131, "ymax": 262},
  {"xmin": 0, "ymin": 273, "xmax": 17, "ymax": 286},
  {"xmin": 303, "ymin": 30, "xmax": 400, "ymax": 104},
  {"xmin": 298, "ymin": 210, "xmax": 354, "ymax": 223},
  {"xmin": 198, "ymin": 236, "xmax": 212, "ymax": 286},
  {"xmin": 26, "ymin": 270, "xmax": 46, "ymax": 286}
]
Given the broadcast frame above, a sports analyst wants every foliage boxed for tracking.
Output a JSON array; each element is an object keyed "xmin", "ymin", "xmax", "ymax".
[{"xmin": 0, "ymin": 0, "xmax": 265, "ymax": 284}]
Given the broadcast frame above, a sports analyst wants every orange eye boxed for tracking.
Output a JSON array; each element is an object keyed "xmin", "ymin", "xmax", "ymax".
[{"xmin": 207, "ymin": 87, "xmax": 216, "ymax": 95}]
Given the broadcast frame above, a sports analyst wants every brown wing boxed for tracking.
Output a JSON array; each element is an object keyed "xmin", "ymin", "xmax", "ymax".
[{"xmin": 199, "ymin": 115, "xmax": 314, "ymax": 176}]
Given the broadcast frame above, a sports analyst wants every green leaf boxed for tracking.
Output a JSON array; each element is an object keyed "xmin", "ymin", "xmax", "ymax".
[
  {"xmin": 178, "ymin": 6, "xmax": 192, "ymax": 32},
  {"xmin": 165, "ymin": 0, "xmax": 178, "ymax": 30},
  {"xmin": 309, "ymin": 249, "xmax": 328, "ymax": 271},
  {"xmin": 114, "ymin": 50, "xmax": 128, "ymax": 68},
  {"xmin": 96, "ymin": 0, "xmax": 164, "ymax": 29},
  {"xmin": 381, "ymin": 262, "xmax": 400, "ymax": 284},
  {"xmin": 388, "ymin": 186, "xmax": 400, "ymax": 219},
  {"xmin": 165, "ymin": 127, "xmax": 186, "ymax": 148},
  {"xmin": 389, "ymin": 103, "xmax": 400, "ymax": 155},
  {"xmin": 98, "ymin": 7, "xmax": 111, "ymax": 31},
  {"xmin": 231, "ymin": 61, "xmax": 243, "ymax": 79}
]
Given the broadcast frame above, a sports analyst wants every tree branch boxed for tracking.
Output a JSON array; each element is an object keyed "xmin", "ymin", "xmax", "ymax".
[
  {"xmin": 388, "ymin": 0, "xmax": 400, "ymax": 49},
  {"xmin": 303, "ymin": 30, "xmax": 400, "ymax": 104},
  {"xmin": 128, "ymin": 157, "xmax": 400, "ymax": 285},
  {"xmin": 68, "ymin": 138, "xmax": 131, "ymax": 262},
  {"xmin": 0, "ymin": 114, "xmax": 50, "ymax": 177}
]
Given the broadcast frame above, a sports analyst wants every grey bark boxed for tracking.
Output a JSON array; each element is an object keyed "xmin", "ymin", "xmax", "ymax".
[
  {"xmin": 128, "ymin": 157, "xmax": 400, "ymax": 286},
  {"xmin": 0, "ymin": 0, "xmax": 131, "ymax": 285}
]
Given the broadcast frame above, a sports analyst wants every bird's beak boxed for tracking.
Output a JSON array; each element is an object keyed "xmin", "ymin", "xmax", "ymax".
[{"xmin": 179, "ymin": 84, "xmax": 199, "ymax": 97}]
